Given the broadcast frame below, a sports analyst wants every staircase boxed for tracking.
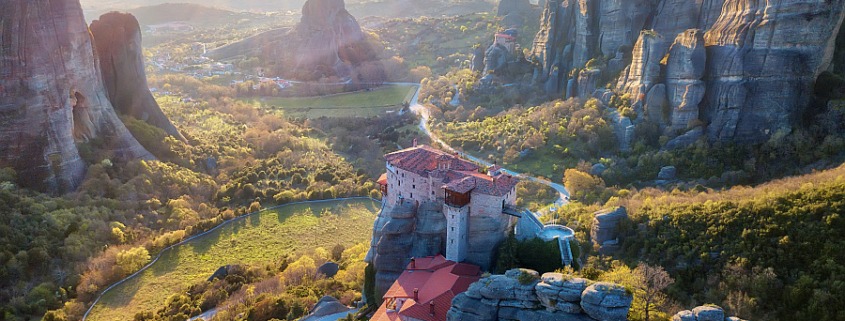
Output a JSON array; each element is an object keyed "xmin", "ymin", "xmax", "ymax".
[{"xmin": 558, "ymin": 238, "xmax": 573, "ymax": 267}]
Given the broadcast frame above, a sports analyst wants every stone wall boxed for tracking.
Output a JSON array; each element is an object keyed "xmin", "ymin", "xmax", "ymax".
[
  {"xmin": 384, "ymin": 164, "xmax": 430, "ymax": 207},
  {"xmin": 447, "ymin": 269, "xmax": 632, "ymax": 321}
]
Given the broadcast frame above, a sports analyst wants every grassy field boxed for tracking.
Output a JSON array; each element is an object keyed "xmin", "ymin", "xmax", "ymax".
[
  {"xmin": 86, "ymin": 199, "xmax": 380, "ymax": 321},
  {"xmin": 243, "ymin": 85, "xmax": 418, "ymax": 118}
]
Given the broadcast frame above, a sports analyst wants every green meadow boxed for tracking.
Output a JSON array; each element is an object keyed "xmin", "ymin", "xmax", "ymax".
[
  {"xmin": 86, "ymin": 199, "xmax": 380, "ymax": 321},
  {"xmin": 242, "ymin": 85, "xmax": 418, "ymax": 118}
]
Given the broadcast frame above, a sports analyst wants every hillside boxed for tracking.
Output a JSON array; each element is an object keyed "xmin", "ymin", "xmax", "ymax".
[{"xmin": 552, "ymin": 163, "xmax": 845, "ymax": 321}]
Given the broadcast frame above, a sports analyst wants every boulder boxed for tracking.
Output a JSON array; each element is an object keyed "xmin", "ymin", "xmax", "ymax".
[
  {"xmin": 590, "ymin": 207, "xmax": 628, "ymax": 248},
  {"xmin": 658, "ymin": 166, "xmax": 678, "ymax": 181},
  {"xmin": 301, "ymin": 296, "xmax": 352, "ymax": 321},
  {"xmin": 591, "ymin": 163, "xmax": 608, "ymax": 176},
  {"xmin": 316, "ymin": 262, "xmax": 339, "ymax": 278},
  {"xmin": 692, "ymin": 305, "xmax": 725, "ymax": 321},
  {"xmin": 664, "ymin": 127, "xmax": 704, "ymax": 150},
  {"xmin": 208, "ymin": 265, "xmax": 230, "ymax": 281},
  {"xmin": 672, "ymin": 309, "xmax": 696, "ymax": 321},
  {"xmin": 580, "ymin": 282, "xmax": 633, "ymax": 321}
]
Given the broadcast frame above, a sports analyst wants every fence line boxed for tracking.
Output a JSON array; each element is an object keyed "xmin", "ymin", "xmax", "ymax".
[{"xmin": 82, "ymin": 196, "xmax": 381, "ymax": 321}]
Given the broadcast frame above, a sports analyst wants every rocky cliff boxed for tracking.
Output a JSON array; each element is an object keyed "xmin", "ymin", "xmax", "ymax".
[
  {"xmin": 0, "ymin": 0, "xmax": 153, "ymax": 194},
  {"xmin": 532, "ymin": 0, "xmax": 845, "ymax": 144},
  {"xmin": 447, "ymin": 269, "xmax": 633, "ymax": 321},
  {"xmin": 90, "ymin": 12, "xmax": 186, "ymax": 141},
  {"xmin": 365, "ymin": 199, "xmax": 510, "ymax": 300},
  {"xmin": 207, "ymin": 0, "xmax": 384, "ymax": 86}
]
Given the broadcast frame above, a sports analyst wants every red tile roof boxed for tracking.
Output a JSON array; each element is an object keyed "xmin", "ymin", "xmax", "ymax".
[
  {"xmin": 385, "ymin": 145, "xmax": 478, "ymax": 177},
  {"xmin": 371, "ymin": 255, "xmax": 481, "ymax": 321},
  {"xmin": 377, "ymin": 173, "xmax": 388, "ymax": 185},
  {"xmin": 385, "ymin": 145, "xmax": 519, "ymax": 197}
]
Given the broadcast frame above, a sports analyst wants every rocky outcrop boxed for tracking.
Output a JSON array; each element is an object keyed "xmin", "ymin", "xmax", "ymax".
[
  {"xmin": 658, "ymin": 166, "xmax": 678, "ymax": 181},
  {"xmin": 701, "ymin": 0, "xmax": 845, "ymax": 143},
  {"xmin": 366, "ymin": 199, "xmax": 511, "ymax": 300},
  {"xmin": 497, "ymin": 0, "xmax": 536, "ymax": 28},
  {"xmin": 301, "ymin": 296, "xmax": 354, "ymax": 321},
  {"xmin": 672, "ymin": 305, "xmax": 747, "ymax": 321},
  {"xmin": 0, "ymin": 0, "xmax": 152, "ymax": 194},
  {"xmin": 590, "ymin": 207, "xmax": 628, "ymax": 253},
  {"xmin": 580, "ymin": 282, "xmax": 634, "ymax": 321},
  {"xmin": 446, "ymin": 270, "xmax": 632, "ymax": 321},
  {"xmin": 530, "ymin": 0, "xmax": 845, "ymax": 144},
  {"xmin": 665, "ymin": 29, "xmax": 706, "ymax": 134},
  {"xmin": 365, "ymin": 200, "xmax": 446, "ymax": 299},
  {"xmin": 207, "ymin": 0, "xmax": 384, "ymax": 86},
  {"xmin": 90, "ymin": 12, "xmax": 186, "ymax": 141}
]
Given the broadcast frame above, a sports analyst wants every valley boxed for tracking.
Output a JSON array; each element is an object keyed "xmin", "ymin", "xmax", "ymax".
[{"xmin": 1, "ymin": 0, "xmax": 844, "ymax": 321}]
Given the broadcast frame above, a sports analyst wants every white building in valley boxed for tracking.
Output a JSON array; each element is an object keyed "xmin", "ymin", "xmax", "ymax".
[{"xmin": 378, "ymin": 145, "xmax": 519, "ymax": 263}]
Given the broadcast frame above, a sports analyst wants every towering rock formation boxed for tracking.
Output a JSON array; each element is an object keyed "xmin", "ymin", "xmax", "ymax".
[
  {"xmin": 365, "ymin": 200, "xmax": 447, "ymax": 300},
  {"xmin": 497, "ymin": 0, "xmax": 537, "ymax": 27},
  {"xmin": 90, "ymin": 12, "xmax": 186, "ymax": 141},
  {"xmin": 207, "ymin": 0, "xmax": 384, "ymax": 86},
  {"xmin": 530, "ymin": 0, "xmax": 845, "ymax": 144},
  {"xmin": 0, "ymin": 0, "xmax": 153, "ymax": 194}
]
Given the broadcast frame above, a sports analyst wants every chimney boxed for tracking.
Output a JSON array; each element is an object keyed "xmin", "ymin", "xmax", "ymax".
[
  {"xmin": 413, "ymin": 288, "xmax": 419, "ymax": 301},
  {"xmin": 429, "ymin": 301, "xmax": 435, "ymax": 316},
  {"xmin": 413, "ymin": 138, "xmax": 418, "ymax": 147},
  {"xmin": 410, "ymin": 258, "xmax": 416, "ymax": 269}
]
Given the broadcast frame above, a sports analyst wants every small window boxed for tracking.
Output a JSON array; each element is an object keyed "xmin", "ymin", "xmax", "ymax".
[
  {"xmin": 412, "ymin": 185, "xmax": 416, "ymax": 189},
  {"xmin": 451, "ymin": 227, "xmax": 454, "ymax": 231},
  {"xmin": 451, "ymin": 239, "xmax": 454, "ymax": 244},
  {"xmin": 411, "ymin": 193, "xmax": 414, "ymax": 199}
]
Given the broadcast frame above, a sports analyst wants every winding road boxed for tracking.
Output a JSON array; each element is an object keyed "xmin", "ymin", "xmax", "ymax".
[{"xmin": 407, "ymin": 85, "xmax": 570, "ymax": 209}]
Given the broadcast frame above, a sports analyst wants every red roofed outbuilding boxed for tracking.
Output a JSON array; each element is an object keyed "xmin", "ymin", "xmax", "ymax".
[{"xmin": 371, "ymin": 255, "xmax": 481, "ymax": 321}]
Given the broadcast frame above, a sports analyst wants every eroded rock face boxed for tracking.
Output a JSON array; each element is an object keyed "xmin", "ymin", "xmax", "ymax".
[
  {"xmin": 701, "ymin": 0, "xmax": 845, "ymax": 143},
  {"xmin": 90, "ymin": 12, "xmax": 186, "ymax": 141},
  {"xmin": 530, "ymin": 0, "xmax": 845, "ymax": 143},
  {"xmin": 365, "ymin": 200, "xmax": 446, "ymax": 299},
  {"xmin": 590, "ymin": 207, "xmax": 628, "ymax": 252},
  {"xmin": 0, "ymin": 0, "xmax": 152, "ymax": 194},
  {"xmin": 580, "ymin": 282, "xmax": 633, "ymax": 321},
  {"xmin": 207, "ymin": 0, "xmax": 384, "ymax": 86},
  {"xmin": 447, "ymin": 270, "xmax": 629, "ymax": 321}
]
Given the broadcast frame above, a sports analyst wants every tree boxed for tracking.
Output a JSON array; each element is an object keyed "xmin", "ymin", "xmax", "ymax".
[
  {"xmin": 116, "ymin": 247, "xmax": 151, "ymax": 276},
  {"xmin": 634, "ymin": 263, "xmax": 674, "ymax": 321}
]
